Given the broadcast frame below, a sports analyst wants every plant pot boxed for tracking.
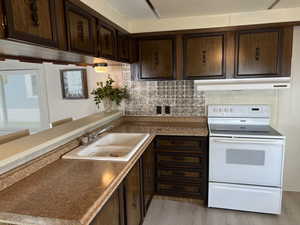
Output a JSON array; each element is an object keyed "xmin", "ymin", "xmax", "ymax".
[{"xmin": 102, "ymin": 98, "xmax": 113, "ymax": 112}]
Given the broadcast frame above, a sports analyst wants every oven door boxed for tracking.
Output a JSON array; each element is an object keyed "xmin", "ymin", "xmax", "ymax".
[{"xmin": 209, "ymin": 137, "xmax": 284, "ymax": 187}]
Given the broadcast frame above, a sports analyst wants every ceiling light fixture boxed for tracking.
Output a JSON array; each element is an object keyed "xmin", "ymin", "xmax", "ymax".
[
  {"xmin": 93, "ymin": 63, "xmax": 108, "ymax": 73},
  {"xmin": 268, "ymin": 0, "xmax": 280, "ymax": 9},
  {"xmin": 145, "ymin": 0, "xmax": 160, "ymax": 18}
]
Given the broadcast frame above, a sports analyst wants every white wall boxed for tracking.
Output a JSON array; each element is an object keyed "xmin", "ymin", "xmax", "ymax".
[
  {"xmin": 129, "ymin": 7, "xmax": 300, "ymax": 33},
  {"xmin": 0, "ymin": 60, "xmax": 125, "ymax": 130},
  {"xmin": 204, "ymin": 26, "xmax": 300, "ymax": 192},
  {"xmin": 44, "ymin": 63, "xmax": 124, "ymax": 124},
  {"xmin": 277, "ymin": 26, "xmax": 300, "ymax": 192}
]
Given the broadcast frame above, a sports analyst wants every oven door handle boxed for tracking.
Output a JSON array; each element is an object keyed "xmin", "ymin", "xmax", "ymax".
[{"xmin": 213, "ymin": 139, "xmax": 283, "ymax": 145}]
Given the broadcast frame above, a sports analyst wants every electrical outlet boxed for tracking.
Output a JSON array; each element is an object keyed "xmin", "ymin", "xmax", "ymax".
[
  {"xmin": 156, "ymin": 106, "xmax": 162, "ymax": 114},
  {"xmin": 165, "ymin": 106, "xmax": 171, "ymax": 114}
]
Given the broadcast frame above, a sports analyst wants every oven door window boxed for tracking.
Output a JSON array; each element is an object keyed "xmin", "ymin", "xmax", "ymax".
[{"xmin": 226, "ymin": 149, "xmax": 265, "ymax": 166}]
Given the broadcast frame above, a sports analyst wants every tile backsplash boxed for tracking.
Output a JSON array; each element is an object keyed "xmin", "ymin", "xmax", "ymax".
[{"xmin": 122, "ymin": 65, "xmax": 205, "ymax": 116}]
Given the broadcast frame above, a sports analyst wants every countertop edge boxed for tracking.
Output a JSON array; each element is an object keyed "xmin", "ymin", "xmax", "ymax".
[
  {"xmin": 0, "ymin": 212, "xmax": 81, "ymax": 225},
  {"xmin": 0, "ymin": 111, "xmax": 122, "ymax": 175}
]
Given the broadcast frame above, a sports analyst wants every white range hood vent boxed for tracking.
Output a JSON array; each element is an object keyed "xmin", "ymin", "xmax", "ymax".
[{"xmin": 195, "ymin": 77, "xmax": 291, "ymax": 91}]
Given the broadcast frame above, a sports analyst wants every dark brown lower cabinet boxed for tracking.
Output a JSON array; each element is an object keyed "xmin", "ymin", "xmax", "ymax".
[
  {"xmin": 142, "ymin": 142, "xmax": 155, "ymax": 213},
  {"xmin": 155, "ymin": 136, "xmax": 208, "ymax": 200},
  {"xmin": 90, "ymin": 184, "xmax": 125, "ymax": 225},
  {"xmin": 124, "ymin": 160, "xmax": 143, "ymax": 225}
]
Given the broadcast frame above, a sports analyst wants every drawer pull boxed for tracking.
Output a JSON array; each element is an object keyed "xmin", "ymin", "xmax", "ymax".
[
  {"xmin": 173, "ymin": 156, "xmax": 183, "ymax": 161},
  {"xmin": 173, "ymin": 171, "xmax": 184, "ymax": 176}
]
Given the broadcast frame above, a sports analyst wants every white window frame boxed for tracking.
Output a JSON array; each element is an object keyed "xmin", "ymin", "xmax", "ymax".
[{"xmin": 0, "ymin": 60, "xmax": 50, "ymax": 132}]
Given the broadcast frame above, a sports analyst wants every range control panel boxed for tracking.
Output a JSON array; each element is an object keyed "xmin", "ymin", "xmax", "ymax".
[{"xmin": 208, "ymin": 104, "xmax": 270, "ymax": 118}]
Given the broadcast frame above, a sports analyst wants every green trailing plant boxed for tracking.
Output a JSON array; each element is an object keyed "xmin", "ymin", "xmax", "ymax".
[{"xmin": 91, "ymin": 78, "xmax": 128, "ymax": 108}]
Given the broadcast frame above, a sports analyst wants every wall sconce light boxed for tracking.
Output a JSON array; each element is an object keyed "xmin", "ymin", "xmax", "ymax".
[{"xmin": 93, "ymin": 63, "xmax": 108, "ymax": 73}]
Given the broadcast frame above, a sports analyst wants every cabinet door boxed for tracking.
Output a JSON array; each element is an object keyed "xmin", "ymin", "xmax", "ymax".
[
  {"xmin": 98, "ymin": 24, "xmax": 117, "ymax": 60},
  {"xmin": 3, "ymin": 0, "xmax": 58, "ymax": 47},
  {"xmin": 117, "ymin": 31, "xmax": 130, "ymax": 62},
  {"xmin": 124, "ymin": 160, "xmax": 142, "ymax": 225},
  {"xmin": 139, "ymin": 37, "xmax": 175, "ymax": 80},
  {"xmin": 236, "ymin": 29, "xmax": 281, "ymax": 77},
  {"xmin": 183, "ymin": 34, "xmax": 225, "ymax": 79},
  {"xmin": 142, "ymin": 143, "xmax": 155, "ymax": 213},
  {"xmin": 90, "ymin": 185, "xmax": 125, "ymax": 225},
  {"xmin": 65, "ymin": 1, "xmax": 96, "ymax": 55}
]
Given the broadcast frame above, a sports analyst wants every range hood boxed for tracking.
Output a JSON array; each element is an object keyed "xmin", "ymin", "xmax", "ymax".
[{"xmin": 195, "ymin": 77, "xmax": 291, "ymax": 91}]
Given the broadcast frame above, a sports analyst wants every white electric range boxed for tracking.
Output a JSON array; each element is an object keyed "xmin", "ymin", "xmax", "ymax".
[{"xmin": 208, "ymin": 104, "xmax": 285, "ymax": 214}]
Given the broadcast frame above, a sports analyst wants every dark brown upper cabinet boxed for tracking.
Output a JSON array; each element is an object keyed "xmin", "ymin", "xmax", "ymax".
[
  {"xmin": 183, "ymin": 33, "xmax": 226, "ymax": 79},
  {"xmin": 235, "ymin": 28, "xmax": 289, "ymax": 78},
  {"xmin": 117, "ymin": 31, "xmax": 130, "ymax": 62},
  {"xmin": 138, "ymin": 37, "xmax": 176, "ymax": 80},
  {"xmin": 98, "ymin": 23, "xmax": 117, "ymax": 60},
  {"xmin": 183, "ymin": 34, "xmax": 225, "ymax": 79},
  {"xmin": 124, "ymin": 160, "xmax": 142, "ymax": 225},
  {"xmin": 2, "ymin": 0, "xmax": 58, "ymax": 47},
  {"xmin": 65, "ymin": 1, "xmax": 96, "ymax": 56}
]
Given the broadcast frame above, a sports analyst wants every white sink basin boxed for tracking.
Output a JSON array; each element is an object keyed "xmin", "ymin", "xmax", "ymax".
[{"xmin": 63, "ymin": 133, "xmax": 150, "ymax": 162}]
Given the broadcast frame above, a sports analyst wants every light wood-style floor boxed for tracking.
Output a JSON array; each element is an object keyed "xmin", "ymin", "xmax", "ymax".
[{"xmin": 143, "ymin": 192, "xmax": 300, "ymax": 225}]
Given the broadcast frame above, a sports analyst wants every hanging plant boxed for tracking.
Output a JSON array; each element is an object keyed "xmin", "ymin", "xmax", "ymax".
[{"xmin": 91, "ymin": 78, "xmax": 128, "ymax": 109}]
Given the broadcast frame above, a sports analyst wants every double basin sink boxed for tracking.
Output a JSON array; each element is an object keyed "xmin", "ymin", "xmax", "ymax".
[{"xmin": 63, "ymin": 133, "xmax": 150, "ymax": 162}]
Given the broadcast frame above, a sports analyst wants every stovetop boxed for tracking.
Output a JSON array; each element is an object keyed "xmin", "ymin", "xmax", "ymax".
[{"xmin": 209, "ymin": 124, "xmax": 284, "ymax": 139}]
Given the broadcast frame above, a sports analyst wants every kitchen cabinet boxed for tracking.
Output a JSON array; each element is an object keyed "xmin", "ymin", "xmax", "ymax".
[
  {"xmin": 155, "ymin": 136, "xmax": 208, "ymax": 200},
  {"xmin": 138, "ymin": 37, "xmax": 176, "ymax": 80},
  {"xmin": 2, "ymin": 0, "xmax": 59, "ymax": 47},
  {"xmin": 142, "ymin": 142, "xmax": 155, "ymax": 213},
  {"xmin": 117, "ymin": 31, "xmax": 130, "ymax": 62},
  {"xmin": 65, "ymin": 1, "xmax": 96, "ymax": 55},
  {"xmin": 98, "ymin": 23, "xmax": 117, "ymax": 60},
  {"xmin": 124, "ymin": 160, "xmax": 143, "ymax": 225},
  {"xmin": 235, "ymin": 28, "xmax": 290, "ymax": 77},
  {"xmin": 90, "ymin": 185, "xmax": 125, "ymax": 225},
  {"xmin": 183, "ymin": 33, "xmax": 225, "ymax": 79}
]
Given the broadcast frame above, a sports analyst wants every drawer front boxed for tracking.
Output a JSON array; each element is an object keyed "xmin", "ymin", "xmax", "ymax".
[
  {"xmin": 158, "ymin": 168, "xmax": 203, "ymax": 181},
  {"xmin": 157, "ymin": 182, "xmax": 202, "ymax": 195},
  {"xmin": 155, "ymin": 136, "xmax": 206, "ymax": 152},
  {"xmin": 157, "ymin": 153, "xmax": 204, "ymax": 167}
]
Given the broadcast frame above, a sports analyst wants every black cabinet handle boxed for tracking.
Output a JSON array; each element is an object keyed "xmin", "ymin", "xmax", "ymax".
[
  {"xmin": 154, "ymin": 51, "xmax": 159, "ymax": 66},
  {"xmin": 77, "ymin": 21, "xmax": 84, "ymax": 42},
  {"xmin": 255, "ymin": 47, "xmax": 260, "ymax": 61},
  {"xmin": 29, "ymin": 0, "xmax": 39, "ymax": 26},
  {"xmin": 202, "ymin": 50, "xmax": 206, "ymax": 63}
]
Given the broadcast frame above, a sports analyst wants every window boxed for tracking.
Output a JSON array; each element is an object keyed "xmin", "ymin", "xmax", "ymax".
[
  {"xmin": 0, "ymin": 70, "xmax": 46, "ymax": 133},
  {"xmin": 25, "ymin": 74, "xmax": 38, "ymax": 98}
]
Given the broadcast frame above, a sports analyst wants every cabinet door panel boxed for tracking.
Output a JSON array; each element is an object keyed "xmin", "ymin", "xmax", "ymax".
[
  {"xmin": 236, "ymin": 30, "xmax": 280, "ymax": 77},
  {"xmin": 4, "ymin": 0, "xmax": 58, "ymax": 47},
  {"xmin": 118, "ymin": 32, "xmax": 130, "ymax": 62},
  {"xmin": 184, "ymin": 34, "xmax": 225, "ymax": 79},
  {"xmin": 142, "ymin": 143, "xmax": 155, "ymax": 213},
  {"xmin": 99, "ymin": 24, "xmax": 116, "ymax": 59},
  {"xmin": 125, "ymin": 161, "xmax": 142, "ymax": 225},
  {"xmin": 90, "ymin": 186, "xmax": 124, "ymax": 225},
  {"xmin": 139, "ymin": 38, "xmax": 175, "ymax": 80},
  {"xmin": 65, "ymin": 1, "xmax": 96, "ymax": 55}
]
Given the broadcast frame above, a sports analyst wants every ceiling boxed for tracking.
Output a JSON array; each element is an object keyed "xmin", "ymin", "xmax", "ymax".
[
  {"xmin": 108, "ymin": 0, "xmax": 154, "ymax": 19},
  {"xmin": 108, "ymin": 0, "xmax": 300, "ymax": 19}
]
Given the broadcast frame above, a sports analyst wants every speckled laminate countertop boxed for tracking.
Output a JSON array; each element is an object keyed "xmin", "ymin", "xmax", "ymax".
[{"xmin": 0, "ymin": 117, "xmax": 208, "ymax": 225}]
